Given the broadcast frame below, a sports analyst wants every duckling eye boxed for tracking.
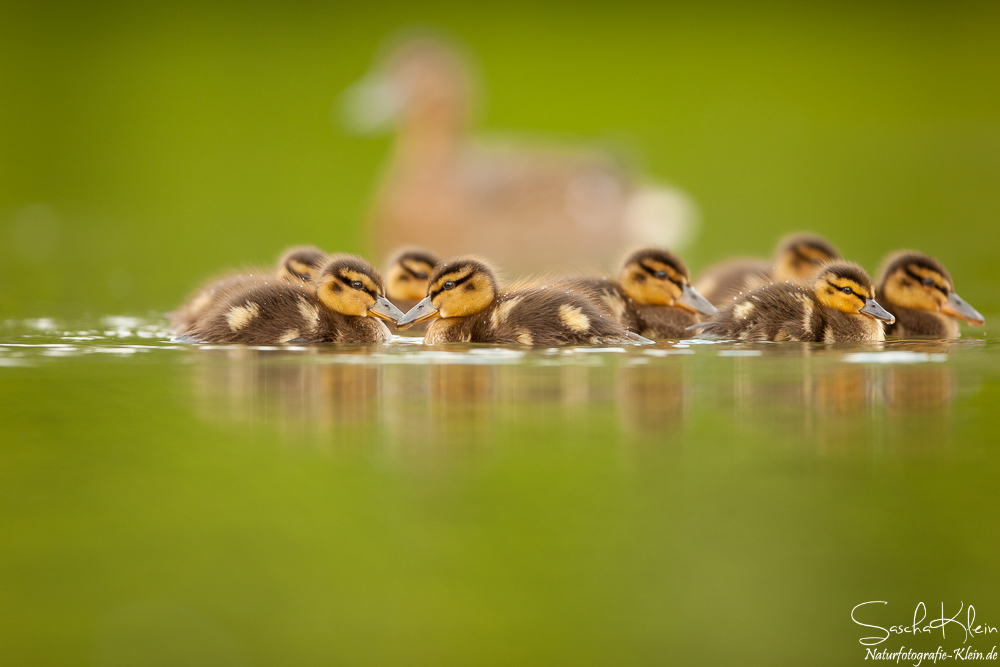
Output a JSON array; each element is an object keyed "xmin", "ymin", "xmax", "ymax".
[
  {"xmin": 655, "ymin": 270, "xmax": 668, "ymax": 279},
  {"xmin": 416, "ymin": 272, "xmax": 428, "ymax": 280},
  {"xmin": 840, "ymin": 286, "xmax": 853, "ymax": 295},
  {"xmin": 443, "ymin": 280, "xmax": 456, "ymax": 290},
  {"xmin": 351, "ymin": 280, "xmax": 364, "ymax": 290},
  {"xmin": 922, "ymin": 277, "xmax": 935, "ymax": 287}
]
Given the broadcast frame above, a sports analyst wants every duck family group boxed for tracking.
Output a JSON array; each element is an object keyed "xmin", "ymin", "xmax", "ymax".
[{"xmin": 169, "ymin": 235, "xmax": 984, "ymax": 346}]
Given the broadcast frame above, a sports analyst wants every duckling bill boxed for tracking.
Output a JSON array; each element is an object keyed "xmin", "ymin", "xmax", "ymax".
[
  {"xmin": 876, "ymin": 251, "xmax": 984, "ymax": 338},
  {"xmin": 187, "ymin": 256, "xmax": 404, "ymax": 344},
  {"xmin": 396, "ymin": 257, "xmax": 646, "ymax": 346},
  {"xmin": 691, "ymin": 261, "xmax": 894, "ymax": 342}
]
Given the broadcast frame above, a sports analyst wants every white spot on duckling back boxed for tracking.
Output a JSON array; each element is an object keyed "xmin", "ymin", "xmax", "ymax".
[
  {"xmin": 559, "ymin": 304, "xmax": 590, "ymax": 333},
  {"xmin": 279, "ymin": 329, "xmax": 300, "ymax": 343},
  {"xmin": 226, "ymin": 301, "xmax": 260, "ymax": 331},
  {"xmin": 297, "ymin": 296, "xmax": 320, "ymax": 333},
  {"xmin": 600, "ymin": 293, "xmax": 626, "ymax": 321},
  {"xmin": 516, "ymin": 330, "xmax": 534, "ymax": 345},
  {"xmin": 733, "ymin": 301, "xmax": 755, "ymax": 320},
  {"xmin": 491, "ymin": 296, "xmax": 523, "ymax": 329}
]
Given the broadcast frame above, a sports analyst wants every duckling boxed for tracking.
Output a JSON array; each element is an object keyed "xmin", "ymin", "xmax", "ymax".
[
  {"xmin": 384, "ymin": 247, "xmax": 440, "ymax": 333},
  {"xmin": 394, "ymin": 257, "xmax": 644, "ymax": 346},
  {"xmin": 342, "ymin": 35, "xmax": 696, "ymax": 273},
  {"xmin": 186, "ymin": 255, "xmax": 404, "ymax": 344},
  {"xmin": 558, "ymin": 248, "xmax": 717, "ymax": 338},
  {"xmin": 695, "ymin": 233, "xmax": 842, "ymax": 306},
  {"xmin": 690, "ymin": 262, "xmax": 895, "ymax": 342},
  {"xmin": 876, "ymin": 251, "xmax": 985, "ymax": 338},
  {"xmin": 169, "ymin": 245, "xmax": 331, "ymax": 333}
]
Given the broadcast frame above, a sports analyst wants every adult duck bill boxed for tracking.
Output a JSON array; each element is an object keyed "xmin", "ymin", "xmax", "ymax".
[
  {"xmin": 368, "ymin": 295, "xmax": 406, "ymax": 323},
  {"xmin": 860, "ymin": 298, "xmax": 895, "ymax": 324},
  {"xmin": 941, "ymin": 292, "xmax": 985, "ymax": 326},
  {"xmin": 395, "ymin": 296, "xmax": 441, "ymax": 330},
  {"xmin": 678, "ymin": 284, "xmax": 718, "ymax": 316}
]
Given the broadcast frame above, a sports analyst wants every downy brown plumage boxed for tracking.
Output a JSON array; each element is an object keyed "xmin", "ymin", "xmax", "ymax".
[
  {"xmin": 691, "ymin": 261, "xmax": 895, "ymax": 342},
  {"xmin": 395, "ymin": 257, "xmax": 647, "ymax": 346},
  {"xmin": 170, "ymin": 245, "xmax": 331, "ymax": 333},
  {"xmin": 185, "ymin": 255, "xmax": 403, "ymax": 344}
]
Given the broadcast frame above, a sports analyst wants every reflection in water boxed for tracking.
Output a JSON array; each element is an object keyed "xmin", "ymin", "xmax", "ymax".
[{"xmin": 186, "ymin": 342, "xmax": 974, "ymax": 453}]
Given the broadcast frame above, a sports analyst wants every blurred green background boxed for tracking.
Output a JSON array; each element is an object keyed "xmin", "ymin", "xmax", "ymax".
[
  {"xmin": 3, "ymin": 3, "xmax": 1000, "ymax": 665},
  {"xmin": 2, "ymin": 0, "xmax": 999, "ymax": 317}
]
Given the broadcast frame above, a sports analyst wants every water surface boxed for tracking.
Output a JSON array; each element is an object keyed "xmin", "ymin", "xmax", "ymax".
[{"xmin": 2, "ymin": 316, "xmax": 999, "ymax": 665}]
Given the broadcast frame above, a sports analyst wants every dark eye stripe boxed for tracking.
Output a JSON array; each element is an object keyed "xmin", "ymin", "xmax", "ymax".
[
  {"xmin": 338, "ymin": 274, "xmax": 377, "ymax": 298},
  {"xmin": 827, "ymin": 280, "xmax": 865, "ymax": 304},
  {"xmin": 400, "ymin": 263, "xmax": 425, "ymax": 279},
  {"xmin": 641, "ymin": 263, "xmax": 682, "ymax": 285},
  {"xmin": 903, "ymin": 267, "xmax": 946, "ymax": 294},
  {"xmin": 431, "ymin": 272, "xmax": 473, "ymax": 296}
]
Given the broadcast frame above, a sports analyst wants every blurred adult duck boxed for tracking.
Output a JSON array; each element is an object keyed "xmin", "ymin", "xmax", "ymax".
[{"xmin": 341, "ymin": 34, "xmax": 697, "ymax": 273}]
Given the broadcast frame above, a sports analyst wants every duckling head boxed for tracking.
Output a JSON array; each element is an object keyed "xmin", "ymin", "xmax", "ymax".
[
  {"xmin": 618, "ymin": 248, "xmax": 717, "ymax": 315},
  {"xmin": 814, "ymin": 262, "xmax": 895, "ymax": 324},
  {"xmin": 385, "ymin": 247, "xmax": 440, "ymax": 302},
  {"xmin": 315, "ymin": 256, "xmax": 405, "ymax": 322},
  {"xmin": 277, "ymin": 246, "xmax": 328, "ymax": 283},
  {"xmin": 396, "ymin": 257, "xmax": 497, "ymax": 329},
  {"xmin": 774, "ymin": 233, "xmax": 842, "ymax": 282},
  {"xmin": 878, "ymin": 251, "xmax": 984, "ymax": 325}
]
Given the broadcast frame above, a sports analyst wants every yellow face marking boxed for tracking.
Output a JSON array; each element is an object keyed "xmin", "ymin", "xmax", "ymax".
[
  {"xmin": 908, "ymin": 265, "xmax": 951, "ymax": 293},
  {"xmin": 430, "ymin": 269, "xmax": 495, "ymax": 318},
  {"xmin": 558, "ymin": 304, "xmax": 591, "ymax": 333},
  {"xmin": 225, "ymin": 301, "xmax": 260, "ymax": 331},
  {"xmin": 622, "ymin": 261, "xmax": 684, "ymax": 306},
  {"xmin": 341, "ymin": 269, "xmax": 379, "ymax": 294},
  {"xmin": 816, "ymin": 275, "xmax": 870, "ymax": 314},
  {"xmin": 287, "ymin": 259, "xmax": 316, "ymax": 280}
]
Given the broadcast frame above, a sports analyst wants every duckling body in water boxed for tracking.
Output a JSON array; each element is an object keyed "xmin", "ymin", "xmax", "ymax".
[
  {"xmin": 170, "ymin": 246, "xmax": 331, "ymax": 333},
  {"xmin": 691, "ymin": 262, "xmax": 894, "ymax": 342},
  {"xmin": 186, "ymin": 256, "xmax": 403, "ymax": 344},
  {"xmin": 876, "ymin": 251, "xmax": 984, "ymax": 338},
  {"xmin": 557, "ymin": 248, "xmax": 716, "ymax": 339},
  {"xmin": 384, "ymin": 247, "xmax": 439, "ymax": 333},
  {"xmin": 695, "ymin": 233, "xmax": 841, "ymax": 307},
  {"xmin": 395, "ymin": 257, "xmax": 646, "ymax": 346}
]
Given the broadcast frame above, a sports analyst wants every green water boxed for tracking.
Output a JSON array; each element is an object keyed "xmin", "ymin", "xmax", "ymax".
[
  {"xmin": 2, "ymin": 318, "xmax": 999, "ymax": 665},
  {"xmin": 4, "ymin": 2, "xmax": 1000, "ymax": 664}
]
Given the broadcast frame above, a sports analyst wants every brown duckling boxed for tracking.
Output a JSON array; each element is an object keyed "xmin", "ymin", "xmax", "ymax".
[
  {"xmin": 559, "ymin": 247, "xmax": 717, "ymax": 339},
  {"xmin": 394, "ymin": 257, "xmax": 646, "ymax": 346},
  {"xmin": 691, "ymin": 262, "xmax": 895, "ymax": 342},
  {"xmin": 170, "ymin": 245, "xmax": 331, "ymax": 333},
  {"xmin": 384, "ymin": 247, "xmax": 440, "ymax": 333},
  {"xmin": 186, "ymin": 256, "xmax": 404, "ymax": 344},
  {"xmin": 876, "ymin": 251, "xmax": 985, "ymax": 338},
  {"xmin": 695, "ymin": 233, "xmax": 842, "ymax": 307}
]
